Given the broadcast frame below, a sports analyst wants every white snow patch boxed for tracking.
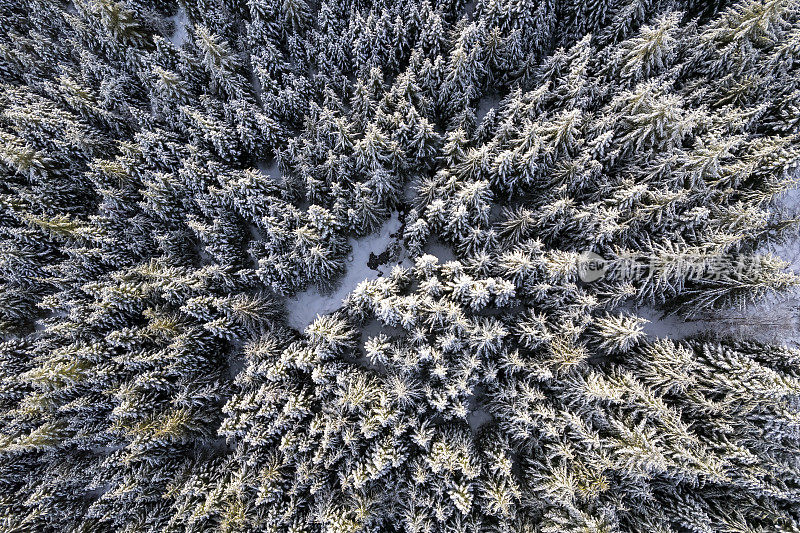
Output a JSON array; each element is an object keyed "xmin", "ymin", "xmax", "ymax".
[
  {"xmin": 168, "ymin": 9, "xmax": 190, "ymax": 47},
  {"xmin": 33, "ymin": 310, "xmax": 70, "ymax": 332},
  {"xmin": 252, "ymin": 71, "xmax": 263, "ymax": 100},
  {"xmin": 633, "ymin": 305, "xmax": 708, "ymax": 341},
  {"xmin": 256, "ymin": 161, "xmax": 282, "ymax": 183},
  {"xmin": 630, "ymin": 185, "xmax": 800, "ymax": 346},
  {"xmin": 85, "ymin": 482, "xmax": 114, "ymax": 499},
  {"xmin": 403, "ymin": 179, "xmax": 418, "ymax": 203},
  {"xmin": 476, "ymin": 96, "xmax": 502, "ymax": 125},
  {"xmin": 286, "ymin": 213, "xmax": 403, "ymax": 330},
  {"xmin": 463, "ymin": 0, "xmax": 479, "ymax": 19},
  {"xmin": 706, "ymin": 302, "xmax": 800, "ymax": 346},
  {"xmin": 358, "ymin": 319, "xmax": 390, "ymax": 348},
  {"xmin": 767, "ymin": 185, "xmax": 800, "ymax": 272},
  {"xmin": 465, "ymin": 386, "xmax": 493, "ymax": 433},
  {"xmin": 467, "ymin": 408, "xmax": 493, "ymax": 432},
  {"xmin": 423, "ymin": 238, "xmax": 458, "ymax": 263},
  {"xmin": 702, "ymin": 184, "xmax": 800, "ymax": 346},
  {"xmin": 249, "ymin": 58, "xmax": 265, "ymax": 102},
  {"xmin": 226, "ymin": 340, "xmax": 247, "ymax": 379}
]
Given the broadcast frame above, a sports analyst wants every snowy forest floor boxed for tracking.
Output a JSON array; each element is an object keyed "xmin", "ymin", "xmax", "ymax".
[
  {"xmin": 285, "ymin": 210, "xmax": 409, "ymax": 330},
  {"xmin": 675, "ymin": 186, "xmax": 800, "ymax": 346}
]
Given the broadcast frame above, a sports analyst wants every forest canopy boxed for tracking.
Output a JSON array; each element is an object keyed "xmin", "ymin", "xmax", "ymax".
[{"xmin": 1, "ymin": 0, "xmax": 800, "ymax": 531}]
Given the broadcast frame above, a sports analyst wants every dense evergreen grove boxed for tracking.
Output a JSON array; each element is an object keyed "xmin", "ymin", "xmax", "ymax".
[{"xmin": 1, "ymin": 0, "xmax": 800, "ymax": 530}]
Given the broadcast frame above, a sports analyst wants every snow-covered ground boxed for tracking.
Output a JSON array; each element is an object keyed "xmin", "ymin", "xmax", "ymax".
[
  {"xmin": 476, "ymin": 96, "xmax": 501, "ymax": 125},
  {"xmin": 286, "ymin": 212, "xmax": 404, "ymax": 330},
  {"xmin": 168, "ymin": 9, "xmax": 190, "ymax": 47},
  {"xmin": 255, "ymin": 161, "xmax": 282, "ymax": 182},
  {"xmin": 701, "ymin": 186, "xmax": 800, "ymax": 345},
  {"xmin": 643, "ymin": 186, "xmax": 800, "ymax": 346},
  {"xmin": 705, "ymin": 234, "xmax": 800, "ymax": 345},
  {"xmin": 634, "ymin": 305, "xmax": 710, "ymax": 341},
  {"xmin": 422, "ymin": 238, "xmax": 457, "ymax": 263}
]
